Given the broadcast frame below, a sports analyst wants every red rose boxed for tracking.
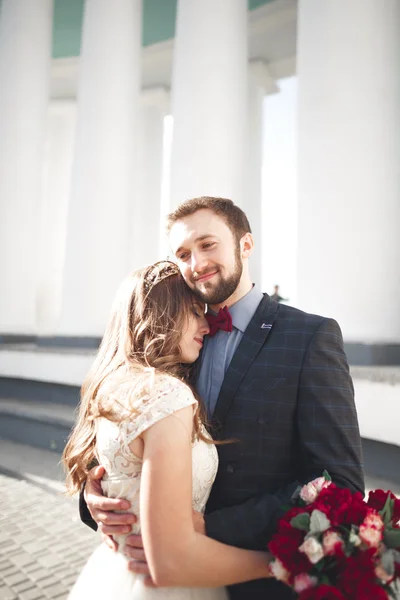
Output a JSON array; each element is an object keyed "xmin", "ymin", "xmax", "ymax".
[
  {"xmin": 367, "ymin": 489, "xmax": 400, "ymax": 524},
  {"xmin": 355, "ymin": 582, "xmax": 389, "ymax": 599},
  {"xmin": 269, "ymin": 522, "xmax": 312, "ymax": 577},
  {"xmin": 339, "ymin": 493, "xmax": 370, "ymax": 526},
  {"xmin": 319, "ymin": 487, "xmax": 370, "ymax": 528},
  {"xmin": 299, "ymin": 584, "xmax": 345, "ymax": 599},
  {"xmin": 339, "ymin": 549, "xmax": 378, "ymax": 597}
]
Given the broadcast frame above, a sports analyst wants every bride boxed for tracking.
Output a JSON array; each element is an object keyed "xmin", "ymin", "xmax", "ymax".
[{"xmin": 62, "ymin": 260, "xmax": 272, "ymax": 599}]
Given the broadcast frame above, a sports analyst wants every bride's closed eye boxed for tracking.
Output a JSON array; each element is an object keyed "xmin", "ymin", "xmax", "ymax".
[{"xmin": 192, "ymin": 305, "xmax": 205, "ymax": 318}]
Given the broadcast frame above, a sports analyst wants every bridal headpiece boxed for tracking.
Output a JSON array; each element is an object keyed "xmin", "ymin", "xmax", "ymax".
[{"xmin": 143, "ymin": 260, "xmax": 180, "ymax": 292}]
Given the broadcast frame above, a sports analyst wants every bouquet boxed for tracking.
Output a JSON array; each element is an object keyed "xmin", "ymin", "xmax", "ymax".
[{"xmin": 268, "ymin": 472, "xmax": 400, "ymax": 599}]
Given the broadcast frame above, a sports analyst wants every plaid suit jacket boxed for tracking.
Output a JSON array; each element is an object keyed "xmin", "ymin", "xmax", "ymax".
[{"xmin": 203, "ymin": 294, "xmax": 364, "ymax": 600}]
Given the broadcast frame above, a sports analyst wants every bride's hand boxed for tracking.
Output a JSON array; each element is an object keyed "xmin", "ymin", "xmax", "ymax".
[{"xmin": 84, "ymin": 465, "xmax": 137, "ymax": 542}]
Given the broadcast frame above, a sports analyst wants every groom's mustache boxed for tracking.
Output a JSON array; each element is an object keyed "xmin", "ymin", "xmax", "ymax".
[{"xmin": 192, "ymin": 268, "xmax": 220, "ymax": 283}]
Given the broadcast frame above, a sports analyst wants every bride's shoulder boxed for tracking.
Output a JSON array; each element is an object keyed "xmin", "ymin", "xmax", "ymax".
[
  {"xmin": 98, "ymin": 366, "xmax": 195, "ymax": 417},
  {"xmin": 143, "ymin": 370, "xmax": 196, "ymax": 408}
]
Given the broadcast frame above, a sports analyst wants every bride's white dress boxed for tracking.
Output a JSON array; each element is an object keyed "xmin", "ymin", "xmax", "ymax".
[{"xmin": 68, "ymin": 371, "xmax": 229, "ymax": 600}]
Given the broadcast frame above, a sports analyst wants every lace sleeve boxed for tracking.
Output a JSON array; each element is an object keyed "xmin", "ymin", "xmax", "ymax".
[{"xmin": 119, "ymin": 372, "xmax": 197, "ymax": 445}]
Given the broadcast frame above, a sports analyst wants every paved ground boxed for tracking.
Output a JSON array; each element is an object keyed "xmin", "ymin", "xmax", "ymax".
[
  {"xmin": 0, "ymin": 474, "xmax": 98, "ymax": 600},
  {"xmin": 0, "ymin": 441, "xmax": 99, "ymax": 600},
  {"xmin": 0, "ymin": 439, "xmax": 399, "ymax": 600}
]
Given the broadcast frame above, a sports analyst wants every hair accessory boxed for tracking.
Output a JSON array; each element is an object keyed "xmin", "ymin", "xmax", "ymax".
[{"xmin": 143, "ymin": 260, "xmax": 180, "ymax": 292}]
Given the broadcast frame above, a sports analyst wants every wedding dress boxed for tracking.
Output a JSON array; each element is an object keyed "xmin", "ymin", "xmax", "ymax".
[{"xmin": 68, "ymin": 370, "xmax": 229, "ymax": 600}]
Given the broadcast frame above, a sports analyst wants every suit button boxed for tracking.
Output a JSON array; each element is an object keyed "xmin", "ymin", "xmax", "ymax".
[
  {"xmin": 226, "ymin": 463, "xmax": 236, "ymax": 474},
  {"xmin": 257, "ymin": 417, "xmax": 266, "ymax": 425}
]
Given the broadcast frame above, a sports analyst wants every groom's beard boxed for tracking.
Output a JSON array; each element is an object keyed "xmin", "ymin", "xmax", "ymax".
[{"xmin": 192, "ymin": 245, "xmax": 243, "ymax": 306}]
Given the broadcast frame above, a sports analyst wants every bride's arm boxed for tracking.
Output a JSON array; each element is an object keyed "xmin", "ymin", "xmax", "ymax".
[{"xmin": 139, "ymin": 406, "xmax": 271, "ymax": 588}]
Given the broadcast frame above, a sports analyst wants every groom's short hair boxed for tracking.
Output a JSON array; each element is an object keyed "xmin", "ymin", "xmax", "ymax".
[{"xmin": 166, "ymin": 196, "xmax": 251, "ymax": 244}]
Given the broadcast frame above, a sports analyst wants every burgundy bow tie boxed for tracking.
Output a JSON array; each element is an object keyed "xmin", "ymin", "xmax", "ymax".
[{"xmin": 206, "ymin": 306, "xmax": 233, "ymax": 337}]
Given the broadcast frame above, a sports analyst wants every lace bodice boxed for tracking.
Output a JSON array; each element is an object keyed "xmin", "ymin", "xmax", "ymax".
[{"xmin": 95, "ymin": 369, "xmax": 218, "ymax": 555}]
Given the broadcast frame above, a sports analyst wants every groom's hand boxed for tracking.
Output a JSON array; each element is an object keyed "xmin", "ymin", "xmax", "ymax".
[
  {"xmin": 124, "ymin": 534, "xmax": 146, "ymax": 562},
  {"xmin": 125, "ymin": 536, "xmax": 156, "ymax": 587},
  {"xmin": 85, "ymin": 465, "xmax": 137, "ymax": 547}
]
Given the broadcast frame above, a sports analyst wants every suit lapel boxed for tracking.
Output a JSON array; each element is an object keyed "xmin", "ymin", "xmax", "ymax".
[{"xmin": 210, "ymin": 294, "xmax": 279, "ymax": 438}]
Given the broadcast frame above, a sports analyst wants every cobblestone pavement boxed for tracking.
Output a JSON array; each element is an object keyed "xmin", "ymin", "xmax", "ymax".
[{"xmin": 0, "ymin": 473, "xmax": 99, "ymax": 600}]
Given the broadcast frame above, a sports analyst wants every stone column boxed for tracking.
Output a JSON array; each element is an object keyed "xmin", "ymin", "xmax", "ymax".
[
  {"xmin": 58, "ymin": 0, "xmax": 142, "ymax": 337},
  {"xmin": 132, "ymin": 87, "xmax": 170, "ymax": 269},
  {"xmin": 0, "ymin": 0, "xmax": 53, "ymax": 334},
  {"xmin": 37, "ymin": 101, "xmax": 77, "ymax": 336},
  {"xmin": 246, "ymin": 60, "xmax": 279, "ymax": 286},
  {"xmin": 297, "ymin": 0, "xmax": 400, "ymax": 352},
  {"xmin": 170, "ymin": 0, "xmax": 248, "ymax": 208}
]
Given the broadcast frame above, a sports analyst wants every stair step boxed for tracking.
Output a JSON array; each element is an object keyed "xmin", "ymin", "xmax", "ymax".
[
  {"xmin": 0, "ymin": 398, "xmax": 76, "ymax": 453},
  {"xmin": 0, "ymin": 439, "xmax": 66, "ymax": 493}
]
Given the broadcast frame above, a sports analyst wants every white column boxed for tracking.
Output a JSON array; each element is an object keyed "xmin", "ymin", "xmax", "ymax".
[
  {"xmin": 0, "ymin": 0, "xmax": 53, "ymax": 334},
  {"xmin": 132, "ymin": 87, "xmax": 169, "ymax": 269},
  {"xmin": 37, "ymin": 101, "xmax": 77, "ymax": 336},
  {"xmin": 246, "ymin": 61, "xmax": 278, "ymax": 286},
  {"xmin": 170, "ymin": 0, "xmax": 248, "ymax": 207},
  {"xmin": 297, "ymin": 0, "xmax": 400, "ymax": 343},
  {"xmin": 58, "ymin": 0, "xmax": 142, "ymax": 337}
]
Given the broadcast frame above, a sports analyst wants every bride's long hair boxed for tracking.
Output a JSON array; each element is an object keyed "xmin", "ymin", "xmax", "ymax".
[{"xmin": 62, "ymin": 261, "xmax": 209, "ymax": 495}]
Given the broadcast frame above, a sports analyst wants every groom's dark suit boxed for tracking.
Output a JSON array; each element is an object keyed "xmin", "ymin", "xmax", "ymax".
[{"xmin": 203, "ymin": 294, "xmax": 364, "ymax": 600}]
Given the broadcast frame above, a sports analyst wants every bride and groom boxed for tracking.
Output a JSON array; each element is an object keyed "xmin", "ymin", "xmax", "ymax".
[{"xmin": 64, "ymin": 196, "xmax": 365, "ymax": 599}]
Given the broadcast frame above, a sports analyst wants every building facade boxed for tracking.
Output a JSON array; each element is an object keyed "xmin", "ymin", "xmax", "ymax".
[{"xmin": 0, "ymin": 0, "xmax": 399, "ymax": 469}]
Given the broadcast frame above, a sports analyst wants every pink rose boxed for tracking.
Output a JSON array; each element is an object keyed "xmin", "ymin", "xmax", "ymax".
[
  {"xmin": 322, "ymin": 531, "xmax": 343, "ymax": 555},
  {"xmin": 269, "ymin": 558, "xmax": 290, "ymax": 583},
  {"xmin": 359, "ymin": 524, "xmax": 382, "ymax": 548},
  {"xmin": 300, "ymin": 477, "xmax": 331, "ymax": 504},
  {"xmin": 293, "ymin": 573, "xmax": 318, "ymax": 593},
  {"xmin": 363, "ymin": 512, "xmax": 384, "ymax": 531},
  {"xmin": 299, "ymin": 537, "xmax": 324, "ymax": 564}
]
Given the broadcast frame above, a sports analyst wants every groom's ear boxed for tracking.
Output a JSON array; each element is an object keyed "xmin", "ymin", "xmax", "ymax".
[{"xmin": 240, "ymin": 233, "xmax": 254, "ymax": 258}]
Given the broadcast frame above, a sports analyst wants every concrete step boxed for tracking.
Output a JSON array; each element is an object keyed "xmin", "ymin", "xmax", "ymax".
[
  {"xmin": 0, "ymin": 398, "xmax": 75, "ymax": 454},
  {"xmin": 0, "ymin": 438, "xmax": 66, "ymax": 493}
]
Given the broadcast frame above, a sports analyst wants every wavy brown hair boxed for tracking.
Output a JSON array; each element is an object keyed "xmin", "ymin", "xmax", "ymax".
[{"xmin": 62, "ymin": 261, "xmax": 210, "ymax": 495}]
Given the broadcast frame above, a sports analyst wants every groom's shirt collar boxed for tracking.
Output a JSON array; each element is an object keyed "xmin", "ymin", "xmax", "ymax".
[{"xmin": 225, "ymin": 284, "xmax": 263, "ymax": 333}]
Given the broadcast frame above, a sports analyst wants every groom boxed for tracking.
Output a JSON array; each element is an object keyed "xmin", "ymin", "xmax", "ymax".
[{"xmin": 81, "ymin": 197, "xmax": 364, "ymax": 599}]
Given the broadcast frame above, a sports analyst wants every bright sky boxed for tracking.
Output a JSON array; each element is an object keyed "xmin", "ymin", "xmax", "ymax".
[{"xmin": 160, "ymin": 76, "xmax": 298, "ymax": 303}]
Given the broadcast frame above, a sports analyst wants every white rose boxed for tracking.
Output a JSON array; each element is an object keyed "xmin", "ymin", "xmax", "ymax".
[
  {"xmin": 299, "ymin": 536, "xmax": 324, "ymax": 564},
  {"xmin": 269, "ymin": 558, "xmax": 290, "ymax": 583},
  {"xmin": 300, "ymin": 483, "xmax": 319, "ymax": 504}
]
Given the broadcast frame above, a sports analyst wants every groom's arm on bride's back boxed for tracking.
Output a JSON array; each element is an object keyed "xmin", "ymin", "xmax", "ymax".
[
  {"xmin": 79, "ymin": 466, "xmax": 136, "ymax": 540},
  {"xmin": 204, "ymin": 317, "xmax": 365, "ymax": 550}
]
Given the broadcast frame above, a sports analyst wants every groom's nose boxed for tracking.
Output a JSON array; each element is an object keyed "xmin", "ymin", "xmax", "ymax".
[{"xmin": 191, "ymin": 251, "xmax": 208, "ymax": 273}]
